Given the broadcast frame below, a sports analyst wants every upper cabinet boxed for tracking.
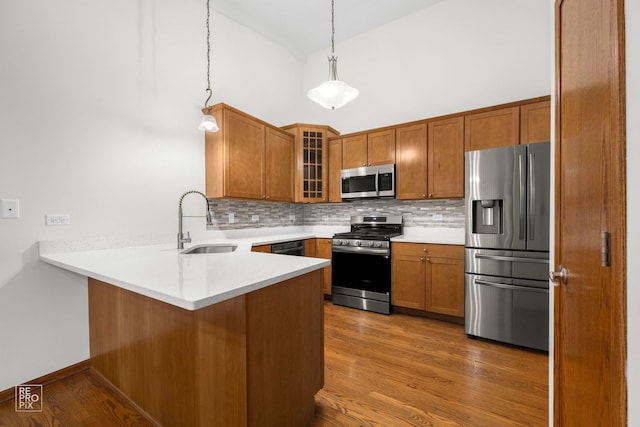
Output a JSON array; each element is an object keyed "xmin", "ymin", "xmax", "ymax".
[
  {"xmin": 464, "ymin": 106, "xmax": 520, "ymax": 152},
  {"xmin": 342, "ymin": 129, "xmax": 396, "ymax": 169},
  {"xmin": 205, "ymin": 104, "xmax": 294, "ymax": 202},
  {"xmin": 428, "ymin": 116, "xmax": 464, "ymax": 199},
  {"xmin": 328, "ymin": 138, "xmax": 343, "ymax": 203},
  {"xmin": 395, "ymin": 117, "xmax": 464, "ymax": 200},
  {"xmin": 520, "ymin": 100, "xmax": 551, "ymax": 144},
  {"xmin": 281, "ymin": 124, "xmax": 339, "ymax": 203},
  {"xmin": 395, "ymin": 123, "xmax": 428, "ymax": 200}
]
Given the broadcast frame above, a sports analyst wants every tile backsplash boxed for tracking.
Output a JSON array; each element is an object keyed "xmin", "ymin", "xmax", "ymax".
[{"xmin": 208, "ymin": 198, "xmax": 464, "ymax": 230}]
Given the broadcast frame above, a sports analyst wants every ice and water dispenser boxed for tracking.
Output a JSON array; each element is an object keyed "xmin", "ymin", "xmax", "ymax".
[{"xmin": 471, "ymin": 199, "xmax": 503, "ymax": 234}]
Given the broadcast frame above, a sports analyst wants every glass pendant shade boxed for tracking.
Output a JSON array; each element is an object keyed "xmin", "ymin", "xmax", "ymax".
[
  {"xmin": 308, "ymin": 55, "xmax": 358, "ymax": 110},
  {"xmin": 307, "ymin": 80, "xmax": 359, "ymax": 110},
  {"xmin": 198, "ymin": 112, "xmax": 219, "ymax": 132}
]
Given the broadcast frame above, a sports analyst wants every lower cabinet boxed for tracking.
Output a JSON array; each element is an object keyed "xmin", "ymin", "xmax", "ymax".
[
  {"xmin": 391, "ymin": 243, "xmax": 464, "ymax": 317},
  {"xmin": 315, "ymin": 238, "xmax": 333, "ymax": 295},
  {"xmin": 251, "ymin": 244, "xmax": 271, "ymax": 253}
]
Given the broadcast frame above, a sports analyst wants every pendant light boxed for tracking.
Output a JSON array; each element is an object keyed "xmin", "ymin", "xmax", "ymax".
[
  {"xmin": 307, "ymin": 0, "xmax": 359, "ymax": 110},
  {"xmin": 198, "ymin": 0, "xmax": 219, "ymax": 132}
]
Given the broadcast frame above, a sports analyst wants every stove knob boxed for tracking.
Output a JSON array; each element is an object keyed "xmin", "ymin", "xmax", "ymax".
[
  {"xmin": 355, "ymin": 240, "xmax": 361, "ymax": 246},
  {"xmin": 374, "ymin": 241, "xmax": 382, "ymax": 248},
  {"xmin": 367, "ymin": 241, "xmax": 374, "ymax": 247},
  {"xmin": 342, "ymin": 240, "xmax": 349, "ymax": 246}
]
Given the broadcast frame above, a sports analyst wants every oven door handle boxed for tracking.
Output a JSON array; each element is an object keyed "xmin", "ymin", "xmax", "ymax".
[{"xmin": 332, "ymin": 246, "xmax": 390, "ymax": 256}]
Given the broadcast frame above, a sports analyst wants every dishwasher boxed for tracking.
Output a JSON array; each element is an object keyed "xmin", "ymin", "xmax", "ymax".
[{"xmin": 270, "ymin": 240, "xmax": 305, "ymax": 256}]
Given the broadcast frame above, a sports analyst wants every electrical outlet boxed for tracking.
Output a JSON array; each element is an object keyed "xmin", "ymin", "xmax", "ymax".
[
  {"xmin": 45, "ymin": 214, "xmax": 71, "ymax": 226},
  {"xmin": 289, "ymin": 215, "xmax": 295, "ymax": 221},
  {"xmin": 432, "ymin": 214, "xmax": 444, "ymax": 221},
  {"xmin": 228, "ymin": 213, "xmax": 235, "ymax": 224},
  {"xmin": 251, "ymin": 215, "xmax": 259, "ymax": 222},
  {"xmin": 1, "ymin": 199, "xmax": 19, "ymax": 219}
]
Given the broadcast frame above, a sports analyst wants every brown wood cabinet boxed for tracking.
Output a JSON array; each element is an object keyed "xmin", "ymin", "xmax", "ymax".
[
  {"xmin": 315, "ymin": 238, "xmax": 333, "ymax": 295},
  {"xmin": 391, "ymin": 243, "xmax": 464, "ymax": 317},
  {"xmin": 395, "ymin": 123, "xmax": 428, "ymax": 200},
  {"xmin": 251, "ymin": 244, "xmax": 271, "ymax": 253},
  {"xmin": 206, "ymin": 104, "xmax": 294, "ymax": 201},
  {"xmin": 328, "ymin": 138, "xmax": 343, "ymax": 203},
  {"xmin": 520, "ymin": 100, "xmax": 551, "ymax": 144},
  {"xmin": 428, "ymin": 116, "xmax": 464, "ymax": 198},
  {"xmin": 342, "ymin": 129, "xmax": 396, "ymax": 169},
  {"xmin": 280, "ymin": 124, "xmax": 339, "ymax": 203},
  {"xmin": 464, "ymin": 106, "xmax": 520, "ymax": 152}
]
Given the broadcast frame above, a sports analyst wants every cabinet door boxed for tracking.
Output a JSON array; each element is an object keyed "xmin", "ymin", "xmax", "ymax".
[
  {"xmin": 265, "ymin": 128, "xmax": 294, "ymax": 202},
  {"xmin": 391, "ymin": 252, "xmax": 426, "ymax": 310},
  {"xmin": 299, "ymin": 128, "xmax": 328, "ymax": 202},
  {"xmin": 315, "ymin": 239, "xmax": 333, "ymax": 295},
  {"xmin": 425, "ymin": 256, "xmax": 464, "ymax": 317},
  {"xmin": 428, "ymin": 117, "xmax": 464, "ymax": 199},
  {"xmin": 367, "ymin": 129, "xmax": 396, "ymax": 166},
  {"xmin": 395, "ymin": 123, "xmax": 428, "ymax": 200},
  {"xmin": 328, "ymin": 139, "xmax": 343, "ymax": 203},
  {"xmin": 464, "ymin": 106, "xmax": 519, "ymax": 151},
  {"xmin": 520, "ymin": 100, "xmax": 551, "ymax": 144},
  {"xmin": 251, "ymin": 244, "xmax": 271, "ymax": 253},
  {"xmin": 224, "ymin": 110, "xmax": 266, "ymax": 199},
  {"xmin": 342, "ymin": 134, "xmax": 368, "ymax": 169}
]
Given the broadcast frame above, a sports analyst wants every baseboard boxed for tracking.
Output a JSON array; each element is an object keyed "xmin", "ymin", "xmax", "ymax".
[
  {"xmin": 0, "ymin": 359, "xmax": 91, "ymax": 404},
  {"xmin": 393, "ymin": 307, "xmax": 464, "ymax": 325}
]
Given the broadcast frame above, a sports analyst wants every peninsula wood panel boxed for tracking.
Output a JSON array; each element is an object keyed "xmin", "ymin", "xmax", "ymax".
[
  {"xmin": 464, "ymin": 106, "xmax": 520, "ymax": 151},
  {"xmin": 88, "ymin": 271, "xmax": 323, "ymax": 427}
]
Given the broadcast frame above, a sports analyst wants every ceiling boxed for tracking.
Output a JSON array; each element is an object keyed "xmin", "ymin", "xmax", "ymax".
[{"xmin": 212, "ymin": 0, "xmax": 445, "ymax": 58}]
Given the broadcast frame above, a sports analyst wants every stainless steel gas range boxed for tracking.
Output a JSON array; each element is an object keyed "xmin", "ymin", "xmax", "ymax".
[{"xmin": 331, "ymin": 215, "xmax": 403, "ymax": 315}]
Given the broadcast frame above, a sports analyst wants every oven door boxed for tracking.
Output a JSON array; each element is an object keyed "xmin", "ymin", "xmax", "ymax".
[{"xmin": 331, "ymin": 250, "xmax": 391, "ymax": 301}]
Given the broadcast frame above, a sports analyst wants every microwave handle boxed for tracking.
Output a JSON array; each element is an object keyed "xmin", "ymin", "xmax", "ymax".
[{"xmin": 375, "ymin": 170, "xmax": 379, "ymax": 195}]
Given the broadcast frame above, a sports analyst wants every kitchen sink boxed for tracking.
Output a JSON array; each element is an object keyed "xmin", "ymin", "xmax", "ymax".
[{"xmin": 181, "ymin": 244, "xmax": 238, "ymax": 254}]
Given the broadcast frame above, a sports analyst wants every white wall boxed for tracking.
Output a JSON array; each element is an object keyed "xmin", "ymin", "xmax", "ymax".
[
  {"xmin": 0, "ymin": 0, "xmax": 302, "ymax": 391},
  {"xmin": 626, "ymin": 2, "xmax": 639, "ymax": 425},
  {"xmin": 300, "ymin": 0, "xmax": 550, "ymax": 134}
]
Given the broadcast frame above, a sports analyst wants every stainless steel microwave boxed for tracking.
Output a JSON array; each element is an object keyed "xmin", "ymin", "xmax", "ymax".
[{"xmin": 340, "ymin": 164, "xmax": 395, "ymax": 199}]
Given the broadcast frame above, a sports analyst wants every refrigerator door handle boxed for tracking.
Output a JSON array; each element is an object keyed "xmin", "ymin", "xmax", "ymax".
[
  {"xmin": 518, "ymin": 154, "xmax": 526, "ymax": 240},
  {"xmin": 529, "ymin": 152, "xmax": 536, "ymax": 241},
  {"xmin": 474, "ymin": 279, "xmax": 548, "ymax": 293},
  {"xmin": 474, "ymin": 253, "xmax": 548, "ymax": 264}
]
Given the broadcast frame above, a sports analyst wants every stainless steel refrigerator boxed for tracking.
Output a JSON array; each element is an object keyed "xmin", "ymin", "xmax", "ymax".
[{"xmin": 464, "ymin": 141, "xmax": 550, "ymax": 351}]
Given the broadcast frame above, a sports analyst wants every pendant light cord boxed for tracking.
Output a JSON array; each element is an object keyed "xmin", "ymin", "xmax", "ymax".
[
  {"xmin": 330, "ymin": 0, "xmax": 335, "ymax": 55},
  {"xmin": 204, "ymin": 0, "xmax": 212, "ymax": 108}
]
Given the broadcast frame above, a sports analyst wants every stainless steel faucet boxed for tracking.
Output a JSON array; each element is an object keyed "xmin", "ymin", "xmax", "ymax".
[{"xmin": 177, "ymin": 190, "xmax": 213, "ymax": 249}]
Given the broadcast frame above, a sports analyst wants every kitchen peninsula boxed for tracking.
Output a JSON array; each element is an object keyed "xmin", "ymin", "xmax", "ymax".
[{"xmin": 39, "ymin": 237, "xmax": 329, "ymax": 427}]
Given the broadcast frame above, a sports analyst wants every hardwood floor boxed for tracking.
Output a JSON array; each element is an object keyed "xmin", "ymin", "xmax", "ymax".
[
  {"xmin": 313, "ymin": 302, "xmax": 548, "ymax": 426},
  {"xmin": 0, "ymin": 301, "xmax": 548, "ymax": 426}
]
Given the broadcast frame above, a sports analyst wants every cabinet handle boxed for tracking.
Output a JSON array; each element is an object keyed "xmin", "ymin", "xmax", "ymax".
[
  {"xmin": 425, "ymin": 258, "xmax": 431, "ymax": 262},
  {"xmin": 422, "ymin": 248, "xmax": 427, "ymax": 253},
  {"xmin": 428, "ymin": 193, "xmax": 433, "ymax": 198},
  {"xmin": 422, "ymin": 194, "xmax": 426, "ymax": 198},
  {"xmin": 420, "ymin": 257, "xmax": 425, "ymax": 262}
]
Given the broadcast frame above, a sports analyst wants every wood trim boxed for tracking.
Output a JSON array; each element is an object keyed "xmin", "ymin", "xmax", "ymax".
[
  {"xmin": 0, "ymin": 360, "xmax": 91, "ymax": 404},
  {"xmin": 280, "ymin": 123, "xmax": 340, "ymax": 136},
  {"xmin": 331, "ymin": 95, "xmax": 551, "ymax": 141}
]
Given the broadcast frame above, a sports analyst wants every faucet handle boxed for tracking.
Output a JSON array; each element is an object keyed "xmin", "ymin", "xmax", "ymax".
[{"xmin": 182, "ymin": 231, "xmax": 192, "ymax": 244}]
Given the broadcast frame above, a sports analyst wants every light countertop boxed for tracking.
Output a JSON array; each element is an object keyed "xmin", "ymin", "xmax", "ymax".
[{"xmin": 39, "ymin": 226, "xmax": 463, "ymax": 311}]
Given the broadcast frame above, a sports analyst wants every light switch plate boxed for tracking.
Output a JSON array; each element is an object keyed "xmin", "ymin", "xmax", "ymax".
[{"xmin": 1, "ymin": 199, "xmax": 20, "ymax": 218}]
